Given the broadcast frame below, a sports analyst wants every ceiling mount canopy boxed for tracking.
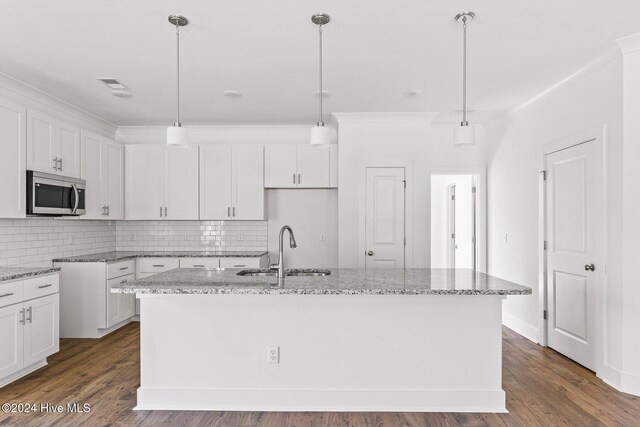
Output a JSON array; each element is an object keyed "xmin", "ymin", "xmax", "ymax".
[
  {"xmin": 310, "ymin": 13, "xmax": 331, "ymax": 146},
  {"xmin": 167, "ymin": 14, "xmax": 189, "ymax": 147},
  {"xmin": 454, "ymin": 11, "xmax": 476, "ymax": 146}
]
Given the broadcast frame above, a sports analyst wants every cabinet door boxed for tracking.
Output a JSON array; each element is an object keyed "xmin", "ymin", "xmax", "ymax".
[
  {"xmin": 264, "ymin": 144, "xmax": 298, "ymax": 188},
  {"xmin": 23, "ymin": 294, "xmax": 59, "ymax": 366},
  {"xmin": 107, "ymin": 274, "xmax": 134, "ymax": 327},
  {"xmin": 0, "ymin": 99, "xmax": 27, "ymax": 218},
  {"xmin": 0, "ymin": 303, "xmax": 24, "ymax": 378},
  {"xmin": 165, "ymin": 146, "xmax": 199, "ymax": 220},
  {"xmin": 233, "ymin": 145, "xmax": 265, "ymax": 220},
  {"xmin": 119, "ymin": 293, "xmax": 135, "ymax": 323},
  {"xmin": 297, "ymin": 145, "xmax": 330, "ymax": 187},
  {"xmin": 26, "ymin": 109, "xmax": 57, "ymax": 174},
  {"xmin": 200, "ymin": 145, "xmax": 233, "ymax": 219},
  {"xmin": 125, "ymin": 145, "xmax": 165, "ymax": 219},
  {"xmin": 105, "ymin": 142, "xmax": 124, "ymax": 219},
  {"xmin": 58, "ymin": 122, "xmax": 81, "ymax": 178},
  {"xmin": 80, "ymin": 132, "xmax": 104, "ymax": 219}
]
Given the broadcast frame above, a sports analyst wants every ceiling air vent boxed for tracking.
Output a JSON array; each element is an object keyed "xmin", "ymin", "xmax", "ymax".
[{"xmin": 96, "ymin": 78, "xmax": 132, "ymax": 98}]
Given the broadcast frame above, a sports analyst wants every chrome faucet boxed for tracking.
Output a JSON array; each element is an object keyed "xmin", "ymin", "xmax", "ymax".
[{"xmin": 270, "ymin": 225, "xmax": 297, "ymax": 285}]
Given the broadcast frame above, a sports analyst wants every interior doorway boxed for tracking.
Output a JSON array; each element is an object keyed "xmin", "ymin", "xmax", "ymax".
[{"xmin": 430, "ymin": 173, "xmax": 480, "ymax": 270}]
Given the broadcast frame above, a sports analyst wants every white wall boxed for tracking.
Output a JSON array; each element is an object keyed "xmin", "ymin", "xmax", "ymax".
[
  {"xmin": 266, "ymin": 189, "xmax": 338, "ymax": 268},
  {"xmin": 430, "ymin": 175, "xmax": 473, "ymax": 269},
  {"xmin": 335, "ymin": 113, "xmax": 486, "ymax": 268},
  {"xmin": 485, "ymin": 45, "xmax": 625, "ymax": 381}
]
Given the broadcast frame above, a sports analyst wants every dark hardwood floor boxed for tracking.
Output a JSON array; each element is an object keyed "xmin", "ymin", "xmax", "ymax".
[{"xmin": 0, "ymin": 322, "xmax": 638, "ymax": 426}]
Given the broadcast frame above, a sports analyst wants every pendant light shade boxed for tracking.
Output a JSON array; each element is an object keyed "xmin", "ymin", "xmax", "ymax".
[
  {"xmin": 167, "ymin": 15, "xmax": 189, "ymax": 147},
  {"xmin": 454, "ymin": 12, "xmax": 476, "ymax": 147},
  {"xmin": 310, "ymin": 13, "xmax": 331, "ymax": 146}
]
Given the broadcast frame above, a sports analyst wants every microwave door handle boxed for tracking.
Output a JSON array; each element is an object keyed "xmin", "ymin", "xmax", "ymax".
[{"xmin": 71, "ymin": 184, "xmax": 79, "ymax": 214}]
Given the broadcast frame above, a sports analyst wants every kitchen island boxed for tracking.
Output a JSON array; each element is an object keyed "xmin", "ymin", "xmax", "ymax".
[{"xmin": 113, "ymin": 268, "xmax": 531, "ymax": 412}]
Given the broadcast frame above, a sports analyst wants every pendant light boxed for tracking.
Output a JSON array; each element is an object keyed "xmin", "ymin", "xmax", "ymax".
[
  {"xmin": 167, "ymin": 15, "xmax": 189, "ymax": 147},
  {"xmin": 454, "ymin": 12, "xmax": 476, "ymax": 146},
  {"xmin": 310, "ymin": 13, "xmax": 331, "ymax": 146}
]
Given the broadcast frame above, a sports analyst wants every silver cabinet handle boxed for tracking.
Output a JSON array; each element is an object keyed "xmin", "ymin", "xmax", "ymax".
[
  {"xmin": 0, "ymin": 292, "xmax": 14, "ymax": 298},
  {"xmin": 38, "ymin": 284, "xmax": 52, "ymax": 289},
  {"xmin": 233, "ymin": 264, "xmax": 246, "ymax": 267},
  {"xmin": 119, "ymin": 267, "xmax": 129, "ymax": 271},
  {"xmin": 160, "ymin": 207, "xmax": 163, "ymax": 217},
  {"xmin": 228, "ymin": 207, "xmax": 231, "ymax": 217},
  {"xmin": 152, "ymin": 264, "xmax": 165, "ymax": 267},
  {"xmin": 19, "ymin": 308, "xmax": 25, "ymax": 325},
  {"xmin": 59, "ymin": 157, "xmax": 63, "ymax": 171},
  {"xmin": 165, "ymin": 207, "xmax": 167, "ymax": 217},
  {"xmin": 26, "ymin": 306, "xmax": 32, "ymax": 323},
  {"xmin": 585, "ymin": 264, "xmax": 596, "ymax": 271},
  {"xmin": 232, "ymin": 207, "xmax": 236, "ymax": 217},
  {"xmin": 193, "ymin": 264, "xmax": 205, "ymax": 268},
  {"xmin": 102, "ymin": 206, "xmax": 106, "ymax": 216},
  {"xmin": 293, "ymin": 173, "xmax": 296, "ymax": 184},
  {"xmin": 367, "ymin": 251, "xmax": 374, "ymax": 256},
  {"xmin": 52, "ymin": 157, "xmax": 59, "ymax": 170},
  {"xmin": 107, "ymin": 205, "xmax": 110, "ymax": 216},
  {"xmin": 298, "ymin": 173, "xmax": 301, "ymax": 184},
  {"xmin": 120, "ymin": 280, "xmax": 127, "ymax": 285}
]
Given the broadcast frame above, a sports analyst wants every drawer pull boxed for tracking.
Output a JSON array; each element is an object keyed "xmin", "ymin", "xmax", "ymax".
[
  {"xmin": 0, "ymin": 292, "xmax": 14, "ymax": 298},
  {"xmin": 119, "ymin": 267, "xmax": 129, "ymax": 271},
  {"xmin": 26, "ymin": 306, "xmax": 32, "ymax": 323},
  {"xmin": 19, "ymin": 308, "xmax": 25, "ymax": 325},
  {"xmin": 38, "ymin": 284, "xmax": 53, "ymax": 289},
  {"xmin": 120, "ymin": 280, "xmax": 127, "ymax": 285},
  {"xmin": 152, "ymin": 265, "xmax": 165, "ymax": 267},
  {"xmin": 193, "ymin": 265, "xmax": 205, "ymax": 268},
  {"xmin": 233, "ymin": 264, "xmax": 246, "ymax": 267}
]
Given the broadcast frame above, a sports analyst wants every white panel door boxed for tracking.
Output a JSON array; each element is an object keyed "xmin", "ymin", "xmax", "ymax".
[
  {"xmin": 105, "ymin": 142, "xmax": 124, "ymax": 219},
  {"xmin": 265, "ymin": 145, "xmax": 297, "ymax": 188},
  {"xmin": 546, "ymin": 140, "xmax": 600, "ymax": 370},
  {"xmin": 0, "ymin": 303, "xmax": 24, "ymax": 378},
  {"xmin": 26, "ymin": 110, "xmax": 57, "ymax": 174},
  {"xmin": 200, "ymin": 145, "xmax": 233, "ymax": 219},
  {"xmin": 0, "ymin": 99, "xmax": 26, "ymax": 218},
  {"xmin": 125, "ymin": 145, "xmax": 165, "ymax": 220},
  {"xmin": 58, "ymin": 122, "xmax": 81, "ymax": 178},
  {"xmin": 165, "ymin": 146, "xmax": 199, "ymax": 220},
  {"xmin": 233, "ymin": 145, "xmax": 264, "ymax": 220},
  {"xmin": 23, "ymin": 294, "xmax": 59, "ymax": 366},
  {"xmin": 81, "ymin": 132, "xmax": 104, "ymax": 219},
  {"xmin": 297, "ymin": 145, "xmax": 330, "ymax": 188},
  {"xmin": 365, "ymin": 167, "xmax": 405, "ymax": 269}
]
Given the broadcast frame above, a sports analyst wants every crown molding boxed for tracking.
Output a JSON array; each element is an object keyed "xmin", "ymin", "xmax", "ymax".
[
  {"xmin": 615, "ymin": 32, "xmax": 640, "ymax": 54},
  {"xmin": 332, "ymin": 112, "xmax": 439, "ymax": 124}
]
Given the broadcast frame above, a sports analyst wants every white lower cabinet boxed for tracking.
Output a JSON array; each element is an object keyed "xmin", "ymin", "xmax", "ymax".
[
  {"xmin": 0, "ymin": 274, "xmax": 60, "ymax": 388},
  {"xmin": 56, "ymin": 261, "xmax": 135, "ymax": 338}
]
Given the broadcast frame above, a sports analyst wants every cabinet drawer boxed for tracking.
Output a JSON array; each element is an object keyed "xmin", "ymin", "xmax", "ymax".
[
  {"xmin": 179, "ymin": 258, "xmax": 220, "ymax": 269},
  {"xmin": 107, "ymin": 273, "xmax": 134, "ymax": 290},
  {"xmin": 107, "ymin": 260, "xmax": 135, "ymax": 279},
  {"xmin": 219, "ymin": 258, "xmax": 261, "ymax": 269},
  {"xmin": 137, "ymin": 258, "xmax": 180, "ymax": 273},
  {"xmin": 23, "ymin": 274, "xmax": 59, "ymax": 301},
  {"xmin": 0, "ymin": 280, "xmax": 24, "ymax": 308}
]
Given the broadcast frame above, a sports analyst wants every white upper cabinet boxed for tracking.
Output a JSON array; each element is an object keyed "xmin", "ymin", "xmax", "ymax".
[
  {"xmin": 125, "ymin": 145, "xmax": 199, "ymax": 220},
  {"xmin": 0, "ymin": 98, "xmax": 26, "ymax": 218},
  {"xmin": 264, "ymin": 144, "xmax": 335, "ymax": 188},
  {"xmin": 81, "ymin": 131, "xmax": 124, "ymax": 220},
  {"xmin": 200, "ymin": 145, "xmax": 264, "ymax": 220},
  {"xmin": 26, "ymin": 109, "xmax": 80, "ymax": 178},
  {"xmin": 165, "ymin": 146, "xmax": 199, "ymax": 220}
]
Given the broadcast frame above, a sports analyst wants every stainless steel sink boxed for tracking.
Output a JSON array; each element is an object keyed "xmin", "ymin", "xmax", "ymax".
[{"xmin": 237, "ymin": 269, "xmax": 331, "ymax": 277}]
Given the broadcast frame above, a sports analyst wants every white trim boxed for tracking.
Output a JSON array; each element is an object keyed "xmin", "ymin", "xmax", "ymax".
[
  {"xmin": 538, "ymin": 125, "xmax": 607, "ymax": 377},
  {"xmin": 430, "ymin": 167, "xmax": 487, "ymax": 273},
  {"xmin": 599, "ymin": 364, "xmax": 640, "ymax": 396},
  {"xmin": 502, "ymin": 313, "xmax": 540, "ymax": 344},
  {"xmin": 615, "ymin": 32, "xmax": 640, "ymax": 54},
  {"xmin": 333, "ymin": 112, "xmax": 439, "ymax": 124},
  {"xmin": 136, "ymin": 388, "xmax": 507, "ymax": 413},
  {"xmin": 0, "ymin": 359, "xmax": 47, "ymax": 388}
]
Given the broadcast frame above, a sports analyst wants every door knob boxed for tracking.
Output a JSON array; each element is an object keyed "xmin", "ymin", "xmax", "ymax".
[
  {"xmin": 367, "ymin": 251, "xmax": 374, "ymax": 256},
  {"xmin": 585, "ymin": 264, "xmax": 595, "ymax": 272}
]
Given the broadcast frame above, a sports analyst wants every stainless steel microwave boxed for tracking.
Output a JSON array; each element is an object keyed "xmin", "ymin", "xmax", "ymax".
[{"xmin": 27, "ymin": 171, "xmax": 86, "ymax": 216}]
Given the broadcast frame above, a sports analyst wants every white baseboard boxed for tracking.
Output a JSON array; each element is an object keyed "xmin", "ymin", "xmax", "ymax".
[
  {"xmin": 0, "ymin": 359, "xmax": 47, "ymax": 388},
  {"xmin": 97, "ymin": 318, "xmax": 133, "ymax": 338},
  {"xmin": 136, "ymin": 388, "xmax": 507, "ymax": 413},
  {"xmin": 502, "ymin": 312, "xmax": 540, "ymax": 343},
  {"xmin": 600, "ymin": 364, "xmax": 640, "ymax": 397}
]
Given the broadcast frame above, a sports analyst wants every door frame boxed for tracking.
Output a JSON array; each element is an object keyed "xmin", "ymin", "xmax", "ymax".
[
  {"xmin": 430, "ymin": 167, "xmax": 487, "ymax": 273},
  {"xmin": 359, "ymin": 165, "xmax": 412, "ymax": 268},
  {"xmin": 539, "ymin": 124, "xmax": 607, "ymax": 377}
]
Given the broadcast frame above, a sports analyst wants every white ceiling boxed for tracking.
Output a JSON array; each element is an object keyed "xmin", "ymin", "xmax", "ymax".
[{"xmin": 2, "ymin": 1, "xmax": 640, "ymax": 126}]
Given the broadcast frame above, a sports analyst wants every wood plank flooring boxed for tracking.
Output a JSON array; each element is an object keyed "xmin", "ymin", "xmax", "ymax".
[{"xmin": 0, "ymin": 323, "xmax": 638, "ymax": 426}]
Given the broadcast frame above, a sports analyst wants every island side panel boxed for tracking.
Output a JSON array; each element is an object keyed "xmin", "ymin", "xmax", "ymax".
[{"xmin": 137, "ymin": 294, "xmax": 506, "ymax": 412}]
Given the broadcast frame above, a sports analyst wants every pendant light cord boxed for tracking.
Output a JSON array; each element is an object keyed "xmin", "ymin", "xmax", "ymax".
[
  {"xmin": 318, "ymin": 23, "xmax": 324, "ymax": 126},
  {"xmin": 462, "ymin": 18, "xmax": 468, "ymax": 126},
  {"xmin": 176, "ymin": 23, "xmax": 181, "ymax": 126}
]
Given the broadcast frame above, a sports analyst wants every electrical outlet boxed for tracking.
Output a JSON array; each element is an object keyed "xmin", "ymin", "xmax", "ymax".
[
  {"xmin": 319, "ymin": 233, "xmax": 326, "ymax": 242},
  {"xmin": 267, "ymin": 346, "xmax": 279, "ymax": 364}
]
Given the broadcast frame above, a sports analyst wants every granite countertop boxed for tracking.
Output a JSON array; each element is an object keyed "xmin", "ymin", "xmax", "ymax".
[
  {"xmin": 0, "ymin": 267, "xmax": 61, "ymax": 282},
  {"xmin": 112, "ymin": 268, "xmax": 532, "ymax": 296},
  {"xmin": 52, "ymin": 251, "xmax": 268, "ymax": 263}
]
